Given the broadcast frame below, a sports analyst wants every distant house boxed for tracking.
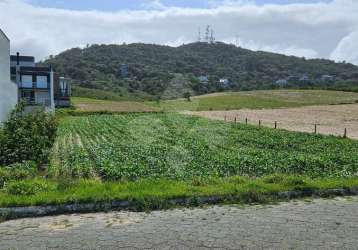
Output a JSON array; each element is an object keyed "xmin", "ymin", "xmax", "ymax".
[
  {"xmin": 275, "ymin": 79, "xmax": 288, "ymax": 87},
  {"xmin": 10, "ymin": 53, "xmax": 71, "ymax": 109},
  {"xmin": 119, "ymin": 64, "xmax": 129, "ymax": 77},
  {"xmin": 0, "ymin": 28, "xmax": 17, "ymax": 122},
  {"xmin": 299, "ymin": 75, "xmax": 310, "ymax": 85},
  {"xmin": 219, "ymin": 78, "xmax": 230, "ymax": 88},
  {"xmin": 198, "ymin": 75, "xmax": 209, "ymax": 84},
  {"xmin": 320, "ymin": 75, "xmax": 335, "ymax": 82}
]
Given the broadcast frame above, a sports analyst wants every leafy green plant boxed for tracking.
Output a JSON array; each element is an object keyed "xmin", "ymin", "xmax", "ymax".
[
  {"xmin": 5, "ymin": 179, "xmax": 55, "ymax": 196},
  {"xmin": 0, "ymin": 161, "xmax": 37, "ymax": 189},
  {"xmin": 0, "ymin": 103, "xmax": 58, "ymax": 166},
  {"xmin": 49, "ymin": 113, "xmax": 358, "ymax": 180}
]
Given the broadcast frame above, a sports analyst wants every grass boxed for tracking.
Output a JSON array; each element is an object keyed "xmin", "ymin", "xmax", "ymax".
[
  {"xmin": 0, "ymin": 175, "xmax": 357, "ymax": 208},
  {"xmin": 49, "ymin": 113, "xmax": 358, "ymax": 180},
  {"xmin": 146, "ymin": 89, "xmax": 358, "ymax": 111},
  {"xmin": 71, "ymin": 97, "xmax": 158, "ymax": 113},
  {"xmin": 72, "ymin": 90, "xmax": 358, "ymax": 112}
]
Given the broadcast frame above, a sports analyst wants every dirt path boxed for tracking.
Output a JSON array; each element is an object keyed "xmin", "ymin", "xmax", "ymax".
[
  {"xmin": 0, "ymin": 197, "xmax": 357, "ymax": 249},
  {"xmin": 187, "ymin": 103, "xmax": 358, "ymax": 139}
]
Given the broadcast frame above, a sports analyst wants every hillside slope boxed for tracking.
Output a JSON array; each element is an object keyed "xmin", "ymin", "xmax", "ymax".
[{"xmin": 43, "ymin": 42, "xmax": 358, "ymax": 100}]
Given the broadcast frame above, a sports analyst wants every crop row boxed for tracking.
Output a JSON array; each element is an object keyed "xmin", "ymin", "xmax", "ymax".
[{"xmin": 49, "ymin": 113, "xmax": 358, "ymax": 180}]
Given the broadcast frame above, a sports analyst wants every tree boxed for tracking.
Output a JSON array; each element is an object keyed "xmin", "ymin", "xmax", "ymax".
[{"xmin": 183, "ymin": 92, "xmax": 191, "ymax": 102}]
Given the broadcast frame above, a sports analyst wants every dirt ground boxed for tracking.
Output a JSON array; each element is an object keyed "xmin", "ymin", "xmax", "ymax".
[{"xmin": 187, "ymin": 103, "xmax": 358, "ymax": 140}]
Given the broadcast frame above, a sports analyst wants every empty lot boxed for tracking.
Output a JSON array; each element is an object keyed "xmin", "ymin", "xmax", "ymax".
[{"xmin": 188, "ymin": 103, "xmax": 358, "ymax": 140}]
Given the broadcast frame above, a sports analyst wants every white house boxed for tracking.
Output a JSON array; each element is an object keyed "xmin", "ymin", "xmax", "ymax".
[
  {"xmin": 275, "ymin": 79, "xmax": 288, "ymax": 87},
  {"xmin": 219, "ymin": 78, "xmax": 230, "ymax": 88},
  {"xmin": 0, "ymin": 29, "xmax": 17, "ymax": 123}
]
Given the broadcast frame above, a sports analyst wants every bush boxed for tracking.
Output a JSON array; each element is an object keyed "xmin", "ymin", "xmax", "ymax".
[
  {"xmin": 5, "ymin": 179, "xmax": 55, "ymax": 196},
  {"xmin": 0, "ymin": 103, "xmax": 58, "ymax": 166},
  {"xmin": 0, "ymin": 161, "xmax": 37, "ymax": 189}
]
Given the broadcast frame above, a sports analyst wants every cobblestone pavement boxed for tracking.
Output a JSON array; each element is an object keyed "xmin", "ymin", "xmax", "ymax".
[{"xmin": 0, "ymin": 197, "xmax": 357, "ymax": 250}]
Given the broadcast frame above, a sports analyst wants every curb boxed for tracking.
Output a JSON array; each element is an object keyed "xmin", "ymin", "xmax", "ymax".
[{"xmin": 1, "ymin": 188, "xmax": 357, "ymax": 221}]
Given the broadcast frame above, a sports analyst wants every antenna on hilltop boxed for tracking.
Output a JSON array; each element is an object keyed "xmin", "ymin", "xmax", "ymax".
[
  {"xmin": 205, "ymin": 25, "xmax": 210, "ymax": 43},
  {"xmin": 235, "ymin": 35, "xmax": 239, "ymax": 47},
  {"xmin": 198, "ymin": 27, "xmax": 201, "ymax": 42},
  {"xmin": 210, "ymin": 28, "xmax": 215, "ymax": 44}
]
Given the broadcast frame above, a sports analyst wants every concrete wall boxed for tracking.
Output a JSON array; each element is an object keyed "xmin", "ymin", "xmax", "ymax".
[{"xmin": 0, "ymin": 30, "xmax": 17, "ymax": 123}]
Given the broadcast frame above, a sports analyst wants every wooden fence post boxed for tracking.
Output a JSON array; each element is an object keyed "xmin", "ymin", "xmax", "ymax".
[
  {"xmin": 274, "ymin": 121, "xmax": 277, "ymax": 129},
  {"xmin": 314, "ymin": 124, "xmax": 317, "ymax": 134},
  {"xmin": 259, "ymin": 120, "xmax": 261, "ymax": 128},
  {"xmin": 245, "ymin": 118, "xmax": 248, "ymax": 125},
  {"xmin": 344, "ymin": 128, "xmax": 347, "ymax": 138},
  {"xmin": 234, "ymin": 117, "xmax": 237, "ymax": 123}
]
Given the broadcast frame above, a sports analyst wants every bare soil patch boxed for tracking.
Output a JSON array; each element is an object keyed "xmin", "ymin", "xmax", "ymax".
[{"xmin": 187, "ymin": 103, "xmax": 358, "ymax": 139}]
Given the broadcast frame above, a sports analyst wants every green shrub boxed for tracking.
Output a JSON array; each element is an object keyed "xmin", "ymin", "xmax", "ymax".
[
  {"xmin": 5, "ymin": 179, "xmax": 55, "ymax": 196},
  {"xmin": 0, "ymin": 103, "xmax": 58, "ymax": 166},
  {"xmin": 0, "ymin": 161, "xmax": 37, "ymax": 189}
]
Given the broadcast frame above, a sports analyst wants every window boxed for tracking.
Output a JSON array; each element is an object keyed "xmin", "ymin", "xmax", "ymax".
[
  {"xmin": 21, "ymin": 75, "xmax": 33, "ymax": 88},
  {"xmin": 21, "ymin": 90, "xmax": 35, "ymax": 104},
  {"xmin": 36, "ymin": 76, "xmax": 48, "ymax": 88}
]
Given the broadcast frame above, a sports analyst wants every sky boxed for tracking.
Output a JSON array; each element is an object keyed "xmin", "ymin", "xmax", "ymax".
[
  {"xmin": 25, "ymin": 0, "xmax": 332, "ymax": 11},
  {"xmin": 0, "ymin": 0, "xmax": 357, "ymax": 65}
]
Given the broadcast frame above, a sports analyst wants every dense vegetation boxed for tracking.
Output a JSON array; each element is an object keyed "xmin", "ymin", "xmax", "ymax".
[
  {"xmin": 50, "ymin": 113, "xmax": 358, "ymax": 180},
  {"xmin": 0, "ymin": 104, "xmax": 58, "ymax": 166},
  {"xmin": 43, "ymin": 42, "xmax": 358, "ymax": 100}
]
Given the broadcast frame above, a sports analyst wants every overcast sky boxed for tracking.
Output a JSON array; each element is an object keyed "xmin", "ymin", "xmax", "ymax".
[{"xmin": 0, "ymin": 0, "xmax": 357, "ymax": 65}]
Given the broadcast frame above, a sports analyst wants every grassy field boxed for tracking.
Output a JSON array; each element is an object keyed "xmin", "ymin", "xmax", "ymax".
[
  {"xmin": 50, "ymin": 113, "xmax": 358, "ymax": 180},
  {"xmin": 148, "ymin": 90, "xmax": 358, "ymax": 111},
  {"xmin": 72, "ymin": 90, "xmax": 358, "ymax": 112},
  {"xmin": 71, "ymin": 97, "xmax": 158, "ymax": 113}
]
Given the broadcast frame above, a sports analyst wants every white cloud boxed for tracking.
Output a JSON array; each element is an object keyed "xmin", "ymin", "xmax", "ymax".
[
  {"xmin": 141, "ymin": 0, "xmax": 167, "ymax": 10},
  {"xmin": 223, "ymin": 37, "xmax": 318, "ymax": 58},
  {"xmin": 330, "ymin": 31, "xmax": 358, "ymax": 64},
  {"xmin": 0, "ymin": 0, "xmax": 357, "ymax": 65}
]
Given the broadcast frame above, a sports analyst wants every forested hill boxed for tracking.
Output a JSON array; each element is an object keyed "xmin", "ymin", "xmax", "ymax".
[{"xmin": 42, "ymin": 42, "xmax": 358, "ymax": 100}]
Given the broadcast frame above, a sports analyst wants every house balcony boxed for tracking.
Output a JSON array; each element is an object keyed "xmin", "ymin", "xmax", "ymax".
[{"xmin": 19, "ymin": 82, "xmax": 50, "ymax": 89}]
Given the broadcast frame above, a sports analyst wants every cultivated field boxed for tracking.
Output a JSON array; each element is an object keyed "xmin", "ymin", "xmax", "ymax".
[
  {"xmin": 72, "ymin": 90, "xmax": 358, "ymax": 112},
  {"xmin": 188, "ymin": 103, "xmax": 358, "ymax": 140},
  {"xmin": 50, "ymin": 113, "xmax": 358, "ymax": 180}
]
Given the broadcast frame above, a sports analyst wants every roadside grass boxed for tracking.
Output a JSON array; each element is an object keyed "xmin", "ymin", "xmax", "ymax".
[{"xmin": 0, "ymin": 175, "xmax": 357, "ymax": 209}]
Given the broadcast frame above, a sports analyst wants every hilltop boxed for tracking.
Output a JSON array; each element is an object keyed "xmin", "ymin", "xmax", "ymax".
[{"xmin": 42, "ymin": 42, "xmax": 358, "ymax": 100}]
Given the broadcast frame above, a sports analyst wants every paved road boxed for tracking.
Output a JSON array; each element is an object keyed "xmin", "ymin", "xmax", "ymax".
[{"xmin": 0, "ymin": 197, "xmax": 357, "ymax": 250}]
